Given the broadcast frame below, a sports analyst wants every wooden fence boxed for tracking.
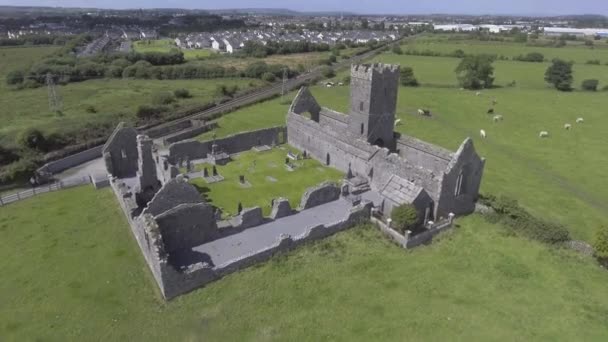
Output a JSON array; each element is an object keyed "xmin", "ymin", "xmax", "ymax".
[{"xmin": 0, "ymin": 176, "xmax": 91, "ymax": 207}]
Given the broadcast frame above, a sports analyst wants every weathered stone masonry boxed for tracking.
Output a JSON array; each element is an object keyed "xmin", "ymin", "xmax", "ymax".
[{"xmin": 287, "ymin": 63, "xmax": 485, "ymax": 219}]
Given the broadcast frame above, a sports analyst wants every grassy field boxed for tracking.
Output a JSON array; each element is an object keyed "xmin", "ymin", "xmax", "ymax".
[
  {"xmin": 189, "ymin": 146, "xmax": 343, "ymax": 216},
  {"xmin": 133, "ymin": 39, "xmax": 215, "ymax": 60},
  {"xmin": 402, "ymin": 38, "xmax": 608, "ymax": 64},
  {"xmin": 2, "ymin": 186, "xmax": 608, "ymax": 340},
  {"xmin": 0, "ymin": 46, "xmax": 264, "ymax": 146},
  {"xmin": 193, "ymin": 41, "xmax": 608, "ymax": 241}
]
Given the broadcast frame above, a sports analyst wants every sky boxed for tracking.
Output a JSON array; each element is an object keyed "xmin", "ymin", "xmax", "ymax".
[{"xmin": 0, "ymin": 0, "xmax": 606, "ymax": 16}]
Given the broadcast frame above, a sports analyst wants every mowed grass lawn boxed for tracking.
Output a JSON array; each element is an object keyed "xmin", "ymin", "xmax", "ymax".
[
  {"xmin": 2, "ymin": 186, "xmax": 608, "ymax": 340},
  {"xmin": 195, "ymin": 45, "xmax": 608, "ymax": 241},
  {"xmin": 133, "ymin": 39, "xmax": 215, "ymax": 60},
  {"xmin": 189, "ymin": 146, "xmax": 343, "ymax": 216}
]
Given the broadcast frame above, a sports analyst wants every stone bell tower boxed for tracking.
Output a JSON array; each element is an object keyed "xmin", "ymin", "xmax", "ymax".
[{"xmin": 348, "ymin": 63, "xmax": 400, "ymax": 150}]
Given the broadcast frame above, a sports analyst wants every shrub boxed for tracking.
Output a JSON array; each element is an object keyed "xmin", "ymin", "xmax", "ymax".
[
  {"xmin": 585, "ymin": 59, "xmax": 601, "ymax": 65},
  {"xmin": 342, "ymin": 75, "xmax": 351, "ymax": 85},
  {"xmin": 320, "ymin": 66, "xmax": 335, "ymax": 78},
  {"xmin": 173, "ymin": 88, "xmax": 191, "ymax": 98},
  {"xmin": 480, "ymin": 194, "xmax": 571, "ymax": 244},
  {"xmin": 0, "ymin": 156, "xmax": 40, "ymax": 184},
  {"xmin": 400, "ymin": 66, "xmax": 419, "ymax": 87},
  {"xmin": 136, "ymin": 105, "xmax": 166, "ymax": 120},
  {"xmin": 0, "ymin": 144, "xmax": 19, "ymax": 166},
  {"xmin": 581, "ymin": 79, "xmax": 599, "ymax": 91},
  {"xmin": 514, "ymin": 52, "xmax": 544, "ymax": 62},
  {"xmin": 85, "ymin": 105, "xmax": 97, "ymax": 113},
  {"xmin": 261, "ymin": 72, "xmax": 276, "ymax": 82},
  {"xmin": 18, "ymin": 128, "xmax": 47, "ymax": 151},
  {"xmin": 593, "ymin": 225, "xmax": 608, "ymax": 264},
  {"xmin": 545, "ymin": 59, "xmax": 573, "ymax": 91},
  {"xmin": 390, "ymin": 203, "xmax": 419, "ymax": 234},
  {"xmin": 152, "ymin": 91, "xmax": 176, "ymax": 105},
  {"xmin": 328, "ymin": 55, "xmax": 337, "ymax": 63},
  {"xmin": 391, "ymin": 44, "xmax": 403, "ymax": 55},
  {"xmin": 6, "ymin": 70, "xmax": 24, "ymax": 85}
]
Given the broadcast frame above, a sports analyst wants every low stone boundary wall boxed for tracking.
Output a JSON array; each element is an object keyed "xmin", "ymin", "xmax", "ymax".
[
  {"xmin": 372, "ymin": 213, "xmax": 455, "ymax": 249},
  {"xmin": 37, "ymin": 145, "xmax": 103, "ymax": 175},
  {"xmin": 169, "ymin": 126, "xmax": 287, "ymax": 162},
  {"xmin": 161, "ymin": 201, "xmax": 372, "ymax": 299}
]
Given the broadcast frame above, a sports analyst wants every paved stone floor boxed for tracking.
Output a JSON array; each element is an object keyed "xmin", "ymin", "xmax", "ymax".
[{"xmin": 173, "ymin": 198, "xmax": 357, "ymax": 268}]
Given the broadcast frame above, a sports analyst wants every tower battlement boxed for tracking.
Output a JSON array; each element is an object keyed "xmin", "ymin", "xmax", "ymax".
[{"xmin": 351, "ymin": 63, "xmax": 400, "ymax": 80}]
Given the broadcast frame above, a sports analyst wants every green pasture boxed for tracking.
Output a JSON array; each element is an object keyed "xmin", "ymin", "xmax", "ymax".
[
  {"xmin": 1, "ymin": 186, "xmax": 608, "ymax": 340},
  {"xmin": 133, "ymin": 39, "xmax": 215, "ymax": 60}
]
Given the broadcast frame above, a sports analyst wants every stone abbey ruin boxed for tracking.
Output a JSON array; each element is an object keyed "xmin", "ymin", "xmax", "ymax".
[{"xmin": 103, "ymin": 63, "xmax": 485, "ymax": 299}]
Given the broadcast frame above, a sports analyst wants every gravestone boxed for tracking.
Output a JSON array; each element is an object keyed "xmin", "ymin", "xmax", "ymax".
[
  {"xmin": 239, "ymin": 175, "xmax": 245, "ymax": 184},
  {"xmin": 203, "ymin": 167, "xmax": 209, "ymax": 177},
  {"xmin": 237, "ymin": 202, "xmax": 243, "ymax": 214},
  {"xmin": 212, "ymin": 166, "xmax": 218, "ymax": 176},
  {"xmin": 285, "ymin": 157, "xmax": 290, "ymax": 165}
]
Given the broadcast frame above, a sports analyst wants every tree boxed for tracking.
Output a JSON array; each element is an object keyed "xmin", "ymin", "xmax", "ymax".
[
  {"xmin": 6, "ymin": 70, "xmax": 24, "ymax": 85},
  {"xmin": 174, "ymin": 88, "xmax": 191, "ymax": 98},
  {"xmin": 581, "ymin": 79, "xmax": 599, "ymax": 91},
  {"xmin": 594, "ymin": 225, "xmax": 608, "ymax": 265},
  {"xmin": 390, "ymin": 203, "xmax": 419, "ymax": 234},
  {"xmin": 545, "ymin": 59, "xmax": 573, "ymax": 91},
  {"xmin": 320, "ymin": 66, "xmax": 335, "ymax": 78},
  {"xmin": 261, "ymin": 72, "xmax": 276, "ymax": 82},
  {"xmin": 455, "ymin": 54, "xmax": 495, "ymax": 90},
  {"xmin": 19, "ymin": 128, "xmax": 47, "ymax": 151},
  {"xmin": 391, "ymin": 44, "xmax": 403, "ymax": 55},
  {"xmin": 400, "ymin": 67, "xmax": 419, "ymax": 87}
]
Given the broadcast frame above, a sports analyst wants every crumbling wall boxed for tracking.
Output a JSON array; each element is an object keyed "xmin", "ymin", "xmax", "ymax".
[
  {"xmin": 103, "ymin": 123, "xmax": 139, "ymax": 178},
  {"xmin": 299, "ymin": 181, "xmax": 341, "ymax": 210},
  {"xmin": 143, "ymin": 176, "xmax": 203, "ymax": 217},
  {"xmin": 233, "ymin": 207, "xmax": 264, "ymax": 229},
  {"xmin": 169, "ymin": 126, "xmax": 286, "ymax": 162},
  {"xmin": 436, "ymin": 138, "xmax": 485, "ymax": 218},
  {"xmin": 396, "ymin": 135, "xmax": 453, "ymax": 175},
  {"xmin": 155, "ymin": 203, "xmax": 218, "ymax": 253},
  {"xmin": 270, "ymin": 198, "xmax": 293, "ymax": 219}
]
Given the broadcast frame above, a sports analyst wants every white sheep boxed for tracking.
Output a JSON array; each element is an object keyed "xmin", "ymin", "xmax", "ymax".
[
  {"xmin": 417, "ymin": 109, "xmax": 425, "ymax": 115},
  {"xmin": 564, "ymin": 123, "xmax": 572, "ymax": 130},
  {"xmin": 576, "ymin": 117, "xmax": 584, "ymax": 124},
  {"xmin": 493, "ymin": 115, "xmax": 503, "ymax": 122},
  {"xmin": 476, "ymin": 91, "xmax": 481, "ymax": 96},
  {"xmin": 394, "ymin": 119, "xmax": 402, "ymax": 126},
  {"xmin": 539, "ymin": 131, "xmax": 549, "ymax": 138},
  {"xmin": 480, "ymin": 129, "xmax": 487, "ymax": 139}
]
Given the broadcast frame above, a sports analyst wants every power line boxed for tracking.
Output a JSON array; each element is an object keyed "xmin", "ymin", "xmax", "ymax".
[{"xmin": 46, "ymin": 73, "xmax": 62, "ymax": 112}]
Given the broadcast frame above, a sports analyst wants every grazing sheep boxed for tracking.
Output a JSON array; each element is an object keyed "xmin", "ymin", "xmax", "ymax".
[
  {"xmin": 476, "ymin": 91, "xmax": 481, "ymax": 96},
  {"xmin": 480, "ymin": 129, "xmax": 487, "ymax": 139},
  {"xmin": 576, "ymin": 117, "xmax": 584, "ymax": 124},
  {"xmin": 564, "ymin": 123, "xmax": 572, "ymax": 130},
  {"xmin": 487, "ymin": 108, "xmax": 494, "ymax": 114},
  {"xmin": 539, "ymin": 131, "xmax": 549, "ymax": 138},
  {"xmin": 492, "ymin": 98, "xmax": 498, "ymax": 105},
  {"xmin": 394, "ymin": 119, "xmax": 402, "ymax": 126},
  {"xmin": 417, "ymin": 109, "xmax": 425, "ymax": 115},
  {"xmin": 493, "ymin": 115, "xmax": 503, "ymax": 122}
]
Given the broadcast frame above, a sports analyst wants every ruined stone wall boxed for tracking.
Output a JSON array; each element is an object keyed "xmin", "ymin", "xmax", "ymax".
[
  {"xmin": 367, "ymin": 149, "xmax": 442, "ymax": 201},
  {"xmin": 287, "ymin": 113, "xmax": 374, "ymax": 177},
  {"xmin": 37, "ymin": 145, "xmax": 103, "ymax": 175},
  {"xmin": 299, "ymin": 182, "xmax": 341, "ymax": 210},
  {"xmin": 155, "ymin": 203, "xmax": 218, "ymax": 254},
  {"xmin": 169, "ymin": 126, "xmax": 287, "ymax": 162},
  {"xmin": 435, "ymin": 138, "xmax": 485, "ymax": 218},
  {"xmin": 143, "ymin": 177, "xmax": 203, "ymax": 217},
  {"xmin": 318, "ymin": 108, "xmax": 348, "ymax": 131},
  {"xmin": 396, "ymin": 135, "xmax": 452, "ymax": 175},
  {"xmin": 103, "ymin": 124, "xmax": 139, "ymax": 178}
]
